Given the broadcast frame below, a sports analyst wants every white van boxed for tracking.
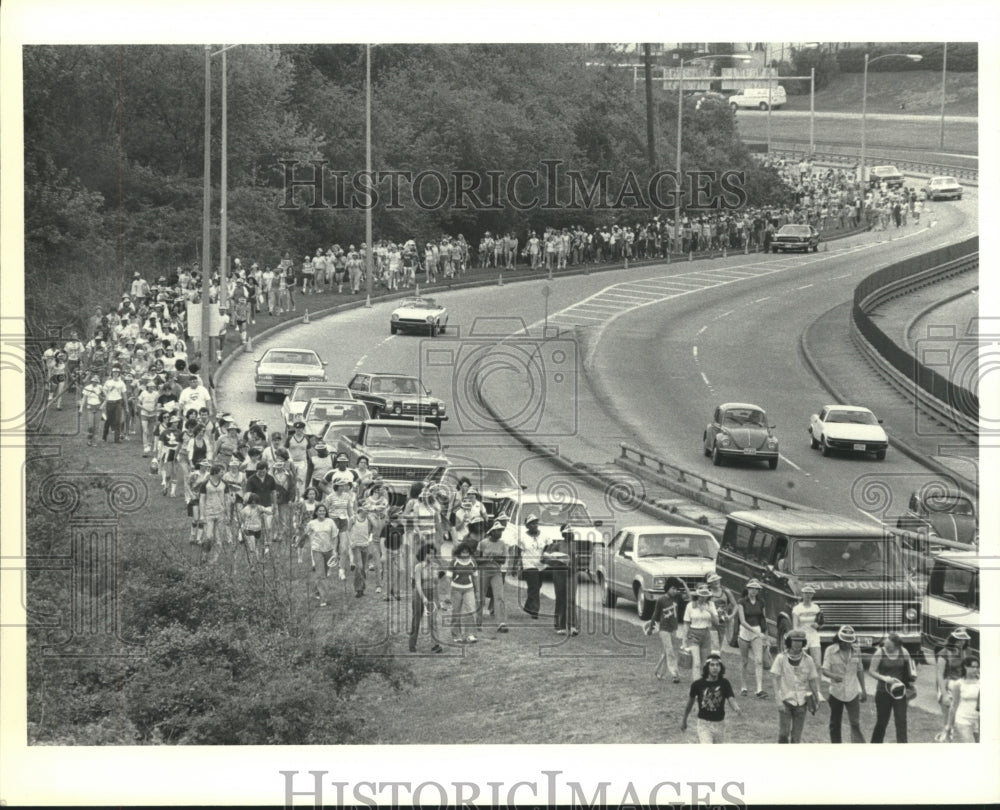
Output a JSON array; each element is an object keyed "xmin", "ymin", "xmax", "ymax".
[
  {"xmin": 923, "ymin": 551, "xmax": 979, "ymax": 653},
  {"xmin": 729, "ymin": 85, "xmax": 786, "ymax": 111}
]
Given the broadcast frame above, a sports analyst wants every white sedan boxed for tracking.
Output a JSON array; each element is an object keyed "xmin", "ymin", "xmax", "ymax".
[
  {"xmin": 809, "ymin": 405, "xmax": 888, "ymax": 460},
  {"xmin": 390, "ymin": 296, "xmax": 448, "ymax": 337},
  {"xmin": 923, "ymin": 175, "xmax": 963, "ymax": 201}
]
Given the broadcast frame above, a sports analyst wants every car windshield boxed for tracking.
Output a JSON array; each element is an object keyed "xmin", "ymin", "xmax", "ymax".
[
  {"xmin": 401, "ymin": 298, "xmax": 436, "ymax": 309},
  {"xmin": 372, "ymin": 377, "xmax": 420, "ymax": 395},
  {"xmin": 826, "ymin": 409, "xmax": 878, "ymax": 425},
  {"xmin": 722, "ymin": 408, "xmax": 766, "ymax": 427},
  {"xmin": 306, "ymin": 402, "xmax": 368, "ymax": 422},
  {"xmin": 925, "ymin": 495, "xmax": 975, "ymax": 516},
  {"xmin": 636, "ymin": 533, "xmax": 717, "ymax": 559},
  {"xmin": 293, "ymin": 385, "xmax": 350, "ymax": 402},
  {"xmin": 875, "ymin": 166, "xmax": 899, "ymax": 175},
  {"xmin": 790, "ymin": 538, "xmax": 903, "ymax": 578},
  {"xmin": 263, "ymin": 350, "xmax": 321, "ymax": 366},
  {"xmin": 445, "ymin": 468, "xmax": 518, "ymax": 489},
  {"xmin": 933, "ymin": 177, "xmax": 957, "ymax": 186},
  {"xmin": 321, "ymin": 422, "xmax": 362, "ymax": 444},
  {"xmin": 779, "ymin": 225, "xmax": 810, "ymax": 236},
  {"xmin": 531, "ymin": 502, "xmax": 592, "ymax": 525},
  {"xmin": 363, "ymin": 424, "xmax": 441, "ymax": 450}
]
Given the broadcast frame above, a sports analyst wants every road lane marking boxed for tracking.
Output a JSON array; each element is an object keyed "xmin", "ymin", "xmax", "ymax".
[
  {"xmin": 714, "ymin": 310, "xmax": 734, "ymax": 320},
  {"xmin": 697, "ymin": 325, "xmax": 707, "ymax": 336},
  {"xmin": 700, "ymin": 372, "xmax": 712, "ymax": 388},
  {"xmin": 779, "ymin": 453, "xmax": 803, "ymax": 471},
  {"xmin": 797, "ymin": 284, "xmax": 813, "ymax": 290},
  {"xmin": 692, "ymin": 346, "xmax": 698, "ymax": 358},
  {"xmin": 753, "ymin": 296, "xmax": 772, "ymax": 303}
]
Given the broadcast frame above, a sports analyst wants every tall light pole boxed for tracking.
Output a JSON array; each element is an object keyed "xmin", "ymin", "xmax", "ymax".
[
  {"xmin": 201, "ymin": 45, "xmax": 212, "ymax": 370},
  {"xmin": 766, "ymin": 64, "xmax": 773, "ymax": 154},
  {"xmin": 364, "ymin": 44, "xmax": 374, "ymax": 306},
  {"xmin": 939, "ymin": 42, "xmax": 948, "ymax": 150},
  {"xmin": 861, "ymin": 52, "xmax": 923, "ymax": 181},
  {"xmin": 809, "ymin": 66, "xmax": 815, "ymax": 155},
  {"xmin": 643, "ymin": 43, "xmax": 656, "ymax": 171},
  {"xmin": 673, "ymin": 57, "xmax": 683, "ymax": 254}
]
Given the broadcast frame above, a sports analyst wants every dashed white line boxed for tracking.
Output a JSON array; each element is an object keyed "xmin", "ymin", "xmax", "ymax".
[
  {"xmin": 753, "ymin": 296, "xmax": 772, "ymax": 303},
  {"xmin": 828, "ymin": 273, "xmax": 851, "ymax": 280},
  {"xmin": 779, "ymin": 453, "xmax": 803, "ymax": 471},
  {"xmin": 797, "ymin": 284, "xmax": 814, "ymax": 290},
  {"xmin": 692, "ymin": 346, "xmax": 698, "ymax": 358},
  {"xmin": 700, "ymin": 372, "xmax": 712, "ymax": 388},
  {"xmin": 714, "ymin": 310, "xmax": 735, "ymax": 320},
  {"xmin": 697, "ymin": 325, "xmax": 708, "ymax": 336}
]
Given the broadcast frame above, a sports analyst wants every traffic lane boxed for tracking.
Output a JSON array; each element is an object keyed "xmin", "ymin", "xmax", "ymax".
[{"xmin": 591, "ymin": 214, "xmax": 976, "ymax": 519}]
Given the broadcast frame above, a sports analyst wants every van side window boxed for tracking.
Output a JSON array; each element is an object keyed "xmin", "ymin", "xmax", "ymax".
[
  {"xmin": 930, "ymin": 562, "xmax": 975, "ymax": 607},
  {"xmin": 751, "ymin": 530, "xmax": 776, "ymax": 564},
  {"xmin": 727, "ymin": 523, "xmax": 753, "ymax": 556}
]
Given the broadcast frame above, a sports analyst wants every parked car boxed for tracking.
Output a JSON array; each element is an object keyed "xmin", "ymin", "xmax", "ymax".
[
  {"xmin": 390, "ymin": 296, "xmax": 449, "ymax": 336},
  {"xmin": 496, "ymin": 495, "xmax": 604, "ymax": 579},
  {"xmin": 896, "ymin": 488, "xmax": 977, "ymax": 545},
  {"xmin": 703, "ymin": 402, "xmax": 780, "ymax": 469},
  {"xmin": 808, "ymin": 404, "xmax": 888, "ymax": 460},
  {"xmin": 716, "ymin": 509, "xmax": 923, "ymax": 656},
  {"xmin": 923, "ymin": 175, "xmax": 963, "ymax": 201},
  {"xmin": 439, "ymin": 465, "xmax": 523, "ymax": 519},
  {"xmin": 770, "ymin": 224, "xmax": 819, "ymax": 253},
  {"xmin": 869, "ymin": 165, "xmax": 904, "ymax": 189},
  {"xmin": 592, "ymin": 525, "xmax": 719, "ymax": 619},
  {"xmin": 728, "ymin": 85, "xmax": 786, "ymax": 110},
  {"xmin": 280, "ymin": 382, "xmax": 355, "ymax": 429},
  {"xmin": 336, "ymin": 419, "xmax": 449, "ymax": 506},
  {"xmin": 254, "ymin": 348, "xmax": 327, "ymax": 402},
  {"xmin": 318, "ymin": 419, "xmax": 365, "ymax": 448},
  {"xmin": 347, "ymin": 372, "xmax": 447, "ymax": 428},
  {"xmin": 300, "ymin": 398, "xmax": 369, "ymax": 439}
]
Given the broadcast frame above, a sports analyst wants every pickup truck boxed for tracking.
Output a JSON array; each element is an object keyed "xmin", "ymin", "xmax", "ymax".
[
  {"xmin": 336, "ymin": 419, "xmax": 449, "ymax": 505},
  {"xmin": 592, "ymin": 524, "xmax": 719, "ymax": 619}
]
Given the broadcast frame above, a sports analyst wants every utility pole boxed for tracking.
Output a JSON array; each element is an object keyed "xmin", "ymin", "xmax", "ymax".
[{"xmin": 643, "ymin": 43, "xmax": 656, "ymax": 170}]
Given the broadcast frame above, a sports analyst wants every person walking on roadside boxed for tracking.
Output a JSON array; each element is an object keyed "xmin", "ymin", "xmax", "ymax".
[
  {"xmin": 770, "ymin": 628, "xmax": 821, "ymax": 744},
  {"xmin": 682, "ymin": 585, "xmax": 719, "ymax": 681},
  {"xmin": 545, "ymin": 523, "xmax": 579, "ymax": 636},
  {"xmin": 304, "ymin": 504, "xmax": 337, "ymax": 607},
  {"xmin": 517, "ymin": 514, "xmax": 545, "ymax": 620},
  {"xmin": 101, "ymin": 365, "xmax": 128, "ymax": 443},
  {"xmin": 349, "ymin": 505, "xmax": 372, "ymax": 598},
  {"xmin": 934, "ymin": 627, "xmax": 971, "ymax": 742},
  {"xmin": 707, "ymin": 573, "xmax": 736, "ymax": 653},
  {"xmin": 735, "ymin": 579, "xmax": 769, "ymax": 698},
  {"xmin": 381, "ymin": 506, "xmax": 406, "ymax": 601},
  {"xmin": 409, "ymin": 542, "xmax": 443, "ymax": 654},
  {"xmin": 647, "ymin": 577, "xmax": 687, "ymax": 683},
  {"xmin": 792, "ymin": 585, "xmax": 824, "ymax": 697},
  {"xmin": 946, "ymin": 655, "xmax": 981, "ymax": 743},
  {"xmin": 78, "ymin": 372, "xmax": 104, "ymax": 447},
  {"xmin": 821, "ymin": 625, "xmax": 868, "ymax": 743},
  {"xmin": 448, "ymin": 541, "xmax": 479, "ymax": 644},
  {"xmin": 476, "ymin": 519, "xmax": 509, "ymax": 634},
  {"xmin": 681, "ymin": 653, "xmax": 742, "ymax": 744},
  {"xmin": 868, "ymin": 632, "xmax": 917, "ymax": 744}
]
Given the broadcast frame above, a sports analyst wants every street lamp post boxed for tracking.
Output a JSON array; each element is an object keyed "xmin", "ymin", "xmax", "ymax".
[
  {"xmin": 673, "ymin": 58, "xmax": 683, "ymax": 255},
  {"xmin": 201, "ymin": 45, "xmax": 212, "ymax": 371},
  {"xmin": 809, "ymin": 66, "xmax": 815, "ymax": 155},
  {"xmin": 365, "ymin": 44, "xmax": 373, "ymax": 307},
  {"xmin": 939, "ymin": 42, "xmax": 948, "ymax": 151},
  {"xmin": 861, "ymin": 52, "xmax": 923, "ymax": 182}
]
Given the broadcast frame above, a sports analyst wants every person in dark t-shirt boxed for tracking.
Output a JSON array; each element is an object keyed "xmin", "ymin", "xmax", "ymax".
[{"xmin": 681, "ymin": 653, "xmax": 741, "ymax": 743}]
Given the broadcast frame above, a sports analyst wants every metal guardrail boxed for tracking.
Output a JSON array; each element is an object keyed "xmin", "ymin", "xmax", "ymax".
[
  {"xmin": 618, "ymin": 442, "xmax": 803, "ymax": 512},
  {"xmin": 851, "ymin": 239, "xmax": 980, "ymax": 447},
  {"xmin": 761, "ymin": 144, "xmax": 979, "ymax": 184}
]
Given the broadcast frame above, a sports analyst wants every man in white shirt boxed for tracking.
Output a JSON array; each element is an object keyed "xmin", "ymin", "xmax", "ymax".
[
  {"xmin": 101, "ymin": 366, "xmax": 128, "ymax": 443},
  {"xmin": 178, "ymin": 374, "xmax": 213, "ymax": 417}
]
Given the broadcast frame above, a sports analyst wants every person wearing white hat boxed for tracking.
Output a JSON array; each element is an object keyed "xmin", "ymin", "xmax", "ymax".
[
  {"xmin": 682, "ymin": 585, "xmax": 719, "ymax": 682},
  {"xmin": 791, "ymin": 584, "xmax": 824, "ymax": 695},
  {"xmin": 934, "ymin": 626, "xmax": 971, "ymax": 741},
  {"xmin": 706, "ymin": 573, "xmax": 736, "ymax": 653},
  {"xmin": 769, "ymin": 628, "xmax": 821, "ymax": 743},
  {"xmin": 476, "ymin": 520, "xmax": 509, "ymax": 633},
  {"xmin": 518, "ymin": 514, "xmax": 544, "ymax": 619},
  {"xmin": 736, "ymin": 579, "xmax": 769, "ymax": 698},
  {"xmin": 821, "ymin": 625, "xmax": 868, "ymax": 743}
]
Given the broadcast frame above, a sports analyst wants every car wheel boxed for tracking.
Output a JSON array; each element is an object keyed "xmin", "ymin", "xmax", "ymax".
[
  {"xmin": 711, "ymin": 443, "xmax": 724, "ymax": 466},
  {"xmin": 821, "ymin": 437, "xmax": 832, "ymax": 457},
  {"xmin": 636, "ymin": 586, "xmax": 655, "ymax": 620},
  {"xmin": 703, "ymin": 432, "xmax": 711, "ymax": 457},
  {"xmin": 600, "ymin": 576, "xmax": 617, "ymax": 608},
  {"xmin": 768, "ymin": 456, "xmax": 779, "ymax": 470},
  {"xmin": 758, "ymin": 101, "xmax": 769, "ymax": 111},
  {"xmin": 875, "ymin": 449, "xmax": 886, "ymax": 461},
  {"xmin": 255, "ymin": 391, "xmax": 265, "ymax": 403},
  {"xmin": 812, "ymin": 244, "xmax": 819, "ymax": 253},
  {"xmin": 810, "ymin": 431, "xmax": 819, "ymax": 450}
]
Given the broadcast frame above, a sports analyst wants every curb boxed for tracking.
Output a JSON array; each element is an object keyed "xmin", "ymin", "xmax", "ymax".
[{"xmin": 798, "ymin": 303, "xmax": 978, "ymax": 495}]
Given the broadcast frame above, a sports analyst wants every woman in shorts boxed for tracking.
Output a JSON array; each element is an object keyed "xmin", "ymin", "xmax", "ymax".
[
  {"xmin": 323, "ymin": 481, "xmax": 356, "ymax": 581},
  {"xmin": 409, "ymin": 542, "xmax": 443, "ymax": 653},
  {"xmin": 304, "ymin": 503, "xmax": 337, "ymax": 606},
  {"xmin": 947, "ymin": 655, "xmax": 981, "ymax": 743},
  {"xmin": 935, "ymin": 627, "xmax": 972, "ymax": 741},
  {"xmin": 238, "ymin": 492, "xmax": 265, "ymax": 563},
  {"xmin": 48, "ymin": 350, "xmax": 69, "ymax": 410}
]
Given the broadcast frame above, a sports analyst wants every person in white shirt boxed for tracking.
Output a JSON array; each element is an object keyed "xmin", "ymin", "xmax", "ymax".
[
  {"xmin": 101, "ymin": 366, "xmax": 128, "ymax": 442},
  {"xmin": 137, "ymin": 378, "xmax": 161, "ymax": 457},
  {"xmin": 78, "ymin": 373, "xmax": 104, "ymax": 446},
  {"xmin": 177, "ymin": 375, "xmax": 212, "ymax": 417},
  {"xmin": 517, "ymin": 514, "xmax": 546, "ymax": 620}
]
